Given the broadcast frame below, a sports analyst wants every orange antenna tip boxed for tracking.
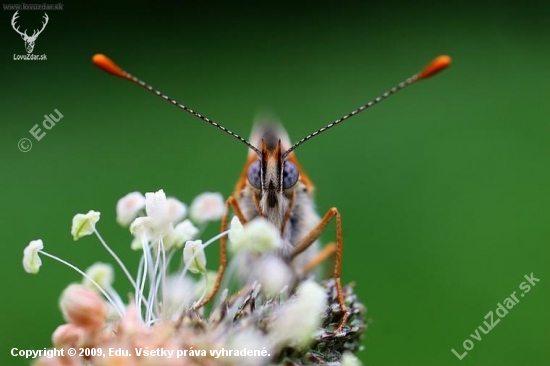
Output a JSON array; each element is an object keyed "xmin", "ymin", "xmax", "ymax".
[
  {"xmin": 92, "ymin": 53, "xmax": 126, "ymax": 79},
  {"xmin": 417, "ymin": 55, "xmax": 451, "ymax": 80}
]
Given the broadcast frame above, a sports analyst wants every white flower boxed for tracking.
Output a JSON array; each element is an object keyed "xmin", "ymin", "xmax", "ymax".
[
  {"xmin": 229, "ymin": 217, "xmax": 282, "ymax": 254},
  {"xmin": 133, "ymin": 190, "xmax": 182, "ymax": 240},
  {"xmin": 257, "ymin": 256, "xmax": 294, "ymax": 298},
  {"xmin": 145, "ymin": 189, "xmax": 168, "ymax": 220},
  {"xmin": 165, "ymin": 197, "xmax": 187, "ymax": 223},
  {"xmin": 71, "ymin": 211, "xmax": 100, "ymax": 240},
  {"xmin": 129, "ymin": 216, "xmax": 153, "ymax": 241},
  {"xmin": 116, "ymin": 192, "xmax": 145, "ymax": 227},
  {"xmin": 183, "ymin": 240, "xmax": 207, "ymax": 274},
  {"xmin": 23, "ymin": 239, "xmax": 43, "ymax": 274},
  {"xmin": 163, "ymin": 219, "xmax": 199, "ymax": 249},
  {"xmin": 162, "ymin": 275, "xmax": 198, "ymax": 319},
  {"xmin": 225, "ymin": 328, "xmax": 272, "ymax": 366},
  {"xmin": 189, "ymin": 192, "xmax": 224, "ymax": 223},
  {"xmin": 130, "ymin": 237, "xmax": 142, "ymax": 251},
  {"xmin": 175, "ymin": 219, "xmax": 199, "ymax": 242},
  {"xmin": 83, "ymin": 262, "xmax": 114, "ymax": 290},
  {"xmin": 228, "ymin": 216, "xmax": 244, "ymax": 243},
  {"xmin": 341, "ymin": 352, "xmax": 363, "ymax": 366},
  {"xmin": 269, "ymin": 280, "xmax": 326, "ymax": 349}
]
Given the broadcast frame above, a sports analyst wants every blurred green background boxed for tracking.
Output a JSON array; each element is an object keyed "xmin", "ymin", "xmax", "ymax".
[{"xmin": 1, "ymin": 0, "xmax": 549, "ymax": 365}]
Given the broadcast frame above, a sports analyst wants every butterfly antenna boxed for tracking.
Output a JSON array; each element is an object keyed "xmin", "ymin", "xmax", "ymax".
[
  {"xmin": 283, "ymin": 55, "xmax": 452, "ymax": 158},
  {"xmin": 92, "ymin": 53, "xmax": 261, "ymax": 156}
]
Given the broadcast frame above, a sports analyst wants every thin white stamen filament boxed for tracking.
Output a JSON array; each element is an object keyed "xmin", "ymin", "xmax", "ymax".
[
  {"xmin": 146, "ymin": 239, "xmax": 162, "ymax": 324},
  {"xmin": 38, "ymin": 250, "xmax": 124, "ymax": 318},
  {"xmin": 219, "ymin": 252, "xmax": 240, "ymax": 303},
  {"xmin": 150, "ymin": 239, "xmax": 168, "ymax": 320},
  {"xmin": 139, "ymin": 237, "xmax": 151, "ymax": 321},
  {"xmin": 135, "ymin": 255, "xmax": 145, "ymax": 314},
  {"xmin": 94, "ymin": 229, "xmax": 139, "ymax": 295},
  {"xmin": 178, "ymin": 229, "xmax": 230, "ymax": 284},
  {"xmin": 174, "ymin": 229, "xmax": 230, "ymax": 315},
  {"xmin": 195, "ymin": 271, "xmax": 209, "ymax": 306},
  {"xmin": 105, "ymin": 285, "xmax": 125, "ymax": 312},
  {"xmin": 196, "ymin": 222, "xmax": 208, "ymax": 238},
  {"xmin": 142, "ymin": 236, "xmax": 155, "ymax": 287},
  {"xmin": 160, "ymin": 238, "xmax": 168, "ymax": 319}
]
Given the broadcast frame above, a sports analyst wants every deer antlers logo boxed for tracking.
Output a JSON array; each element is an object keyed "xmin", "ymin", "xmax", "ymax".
[{"xmin": 11, "ymin": 11, "xmax": 49, "ymax": 54}]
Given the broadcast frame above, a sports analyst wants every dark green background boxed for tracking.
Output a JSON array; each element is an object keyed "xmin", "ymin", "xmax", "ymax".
[{"xmin": 1, "ymin": 1, "xmax": 549, "ymax": 365}]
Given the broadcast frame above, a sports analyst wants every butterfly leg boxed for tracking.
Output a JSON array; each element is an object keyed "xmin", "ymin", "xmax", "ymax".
[
  {"xmin": 303, "ymin": 242, "xmax": 336, "ymax": 274},
  {"xmin": 291, "ymin": 207, "xmax": 348, "ymax": 333},
  {"xmin": 194, "ymin": 195, "xmax": 247, "ymax": 309}
]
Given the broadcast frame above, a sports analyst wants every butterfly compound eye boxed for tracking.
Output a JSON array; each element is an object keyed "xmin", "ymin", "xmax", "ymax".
[
  {"xmin": 282, "ymin": 161, "xmax": 299, "ymax": 189},
  {"xmin": 247, "ymin": 160, "xmax": 262, "ymax": 189}
]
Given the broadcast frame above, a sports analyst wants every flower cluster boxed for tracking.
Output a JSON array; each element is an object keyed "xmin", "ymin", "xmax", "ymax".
[{"xmin": 24, "ymin": 190, "xmax": 366, "ymax": 366}]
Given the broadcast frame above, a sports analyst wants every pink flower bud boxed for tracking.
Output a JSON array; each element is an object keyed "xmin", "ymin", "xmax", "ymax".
[
  {"xmin": 60, "ymin": 284, "xmax": 108, "ymax": 329},
  {"xmin": 52, "ymin": 324, "xmax": 83, "ymax": 348},
  {"xmin": 117, "ymin": 304, "xmax": 147, "ymax": 337}
]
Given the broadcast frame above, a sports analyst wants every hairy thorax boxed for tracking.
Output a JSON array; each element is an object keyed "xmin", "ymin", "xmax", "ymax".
[{"xmin": 236, "ymin": 180, "xmax": 321, "ymax": 272}]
